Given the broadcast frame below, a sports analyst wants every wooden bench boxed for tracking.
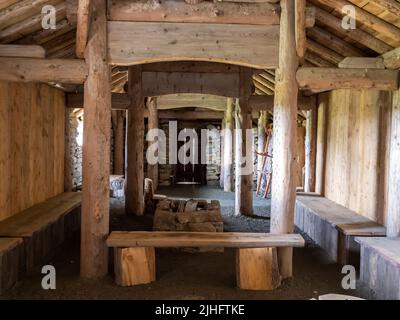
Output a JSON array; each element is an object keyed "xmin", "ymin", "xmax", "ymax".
[
  {"xmin": 0, "ymin": 192, "xmax": 82, "ymax": 275},
  {"xmin": 0, "ymin": 238, "xmax": 23, "ymax": 295},
  {"xmin": 295, "ymin": 194, "xmax": 386, "ymax": 266},
  {"xmin": 356, "ymin": 237, "xmax": 400, "ymax": 300},
  {"xmin": 107, "ymin": 231, "xmax": 305, "ymax": 291}
]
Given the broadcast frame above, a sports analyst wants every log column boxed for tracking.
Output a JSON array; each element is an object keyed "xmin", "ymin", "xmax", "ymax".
[
  {"xmin": 147, "ymin": 97, "xmax": 159, "ymax": 190},
  {"xmin": 223, "ymin": 98, "xmax": 235, "ymax": 192},
  {"xmin": 126, "ymin": 66, "xmax": 145, "ymax": 216},
  {"xmin": 387, "ymin": 89, "xmax": 400, "ymax": 237},
  {"xmin": 234, "ymin": 100, "xmax": 242, "ymax": 216},
  {"xmin": 304, "ymin": 97, "xmax": 317, "ymax": 193},
  {"xmin": 239, "ymin": 68, "xmax": 254, "ymax": 216},
  {"xmin": 315, "ymin": 93, "xmax": 329, "ymax": 195},
  {"xmin": 257, "ymin": 111, "xmax": 268, "ymax": 183},
  {"xmin": 81, "ymin": 0, "xmax": 111, "ymax": 279},
  {"xmin": 112, "ymin": 110, "xmax": 126, "ymax": 175},
  {"xmin": 270, "ymin": 0, "xmax": 299, "ymax": 279}
]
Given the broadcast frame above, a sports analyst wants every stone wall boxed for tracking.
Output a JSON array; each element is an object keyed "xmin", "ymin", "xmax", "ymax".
[{"xmin": 67, "ymin": 112, "xmax": 83, "ymax": 190}]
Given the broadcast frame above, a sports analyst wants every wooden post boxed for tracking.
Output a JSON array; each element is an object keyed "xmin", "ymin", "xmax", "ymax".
[
  {"xmin": 81, "ymin": 0, "xmax": 111, "ymax": 279},
  {"xmin": 220, "ymin": 117, "xmax": 225, "ymax": 189},
  {"xmin": 387, "ymin": 89, "xmax": 400, "ymax": 237},
  {"xmin": 64, "ymin": 108, "xmax": 74, "ymax": 192},
  {"xmin": 126, "ymin": 66, "xmax": 145, "ymax": 216},
  {"xmin": 315, "ymin": 93, "xmax": 329, "ymax": 195},
  {"xmin": 238, "ymin": 68, "xmax": 254, "ymax": 217},
  {"xmin": 224, "ymin": 98, "xmax": 234, "ymax": 192},
  {"xmin": 147, "ymin": 97, "xmax": 159, "ymax": 190},
  {"xmin": 112, "ymin": 110, "xmax": 126, "ymax": 175},
  {"xmin": 257, "ymin": 111, "xmax": 268, "ymax": 183},
  {"xmin": 270, "ymin": 0, "xmax": 299, "ymax": 279},
  {"xmin": 304, "ymin": 97, "xmax": 317, "ymax": 193},
  {"xmin": 234, "ymin": 100, "xmax": 242, "ymax": 216}
]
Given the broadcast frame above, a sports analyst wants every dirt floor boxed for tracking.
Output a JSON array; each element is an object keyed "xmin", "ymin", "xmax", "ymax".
[{"xmin": 2, "ymin": 185, "xmax": 371, "ymax": 300}]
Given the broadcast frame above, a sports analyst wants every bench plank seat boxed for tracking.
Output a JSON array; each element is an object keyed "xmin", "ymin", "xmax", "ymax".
[
  {"xmin": 106, "ymin": 231, "xmax": 305, "ymax": 248},
  {"xmin": 0, "ymin": 192, "xmax": 82, "ymax": 237},
  {"xmin": 296, "ymin": 194, "xmax": 386, "ymax": 265},
  {"xmin": 356, "ymin": 237, "xmax": 400, "ymax": 300},
  {"xmin": 0, "ymin": 192, "xmax": 82, "ymax": 274}
]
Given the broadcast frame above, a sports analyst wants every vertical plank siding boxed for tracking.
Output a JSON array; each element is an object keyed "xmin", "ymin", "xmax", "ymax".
[{"xmin": 0, "ymin": 81, "xmax": 65, "ymax": 222}]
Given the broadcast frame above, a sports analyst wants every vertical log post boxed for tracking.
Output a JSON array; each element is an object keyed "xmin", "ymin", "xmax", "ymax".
[
  {"xmin": 387, "ymin": 89, "xmax": 400, "ymax": 237},
  {"xmin": 270, "ymin": 0, "xmax": 299, "ymax": 279},
  {"xmin": 304, "ymin": 97, "xmax": 317, "ymax": 193},
  {"xmin": 81, "ymin": 0, "xmax": 111, "ymax": 279},
  {"xmin": 224, "ymin": 98, "xmax": 235, "ymax": 192},
  {"xmin": 220, "ymin": 117, "xmax": 225, "ymax": 189},
  {"xmin": 112, "ymin": 110, "xmax": 126, "ymax": 175},
  {"xmin": 147, "ymin": 97, "xmax": 159, "ymax": 190},
  {"xmin": 239, "ymin": 68, "xmax": 254, "ymax": 216},
  {"xmin": 126, "ymin": 66, "xmax": 145, "ymax": 216},
  {"xmin": 315, "ymin": 93, "xmax": 329, "ymax": 195},
  {"xmin": 234, "ymin": 100, "xmax": 242, "ymax": 216},
  {"xmin": 257, "ymin": 111, "xmax": 268, "ymax": 183}
]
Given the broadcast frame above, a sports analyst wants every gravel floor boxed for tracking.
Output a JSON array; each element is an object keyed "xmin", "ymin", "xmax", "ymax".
[{"xmin": 2, "ymin": 185, "xmax": 370, "ymax": 300}]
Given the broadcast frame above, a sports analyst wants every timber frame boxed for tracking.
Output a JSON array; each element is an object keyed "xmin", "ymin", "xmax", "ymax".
[{"xmin": 0, "ymin": 0, "xmax": 399, "ymax": 284}]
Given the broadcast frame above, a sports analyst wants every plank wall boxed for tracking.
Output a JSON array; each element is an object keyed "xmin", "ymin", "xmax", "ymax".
[
  {"xmin": 0, "ymin": 82, "xmax": 65, "ymax": 222},
  {"xmin": 319, "ymin": 89, "xmax": 391, "ymax": 224}
]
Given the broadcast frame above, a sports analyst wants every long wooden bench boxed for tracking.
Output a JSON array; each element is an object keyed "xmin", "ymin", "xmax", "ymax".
[
  {"xmin": 356, "ymin": 237, "xmax": 400, "ymax": 300},
  {"xmin": 0, "ymin": 192, "xmax": 82, "ymax": 275},
  {"xmin": 0, "ymin": 238, "xmax": 23, "ymax": 295},
  {"xmin": 107, "ymin": 231, "xmax": 305, "ymax": 291},
  {"xmin": 295, "ymin": 194, "xmax": 386, "ymax": 266}
]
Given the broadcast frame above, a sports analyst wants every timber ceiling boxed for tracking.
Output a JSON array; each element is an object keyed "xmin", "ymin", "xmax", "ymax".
[{"xmin": 0, "ymin": 0, "xmax": 399, "ymax": 95}]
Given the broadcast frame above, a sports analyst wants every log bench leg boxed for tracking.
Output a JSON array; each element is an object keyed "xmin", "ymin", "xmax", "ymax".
[
  {"xmin": 114, "ymin": 247, "xmax": 156, "ymax": 286},
  {"xmin": 236, "ymin": 248, "xmax": 281, "ymax": 291}
]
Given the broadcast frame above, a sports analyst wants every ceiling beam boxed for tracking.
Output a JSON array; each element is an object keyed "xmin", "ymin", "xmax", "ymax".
[
  {"xmin": 0, "ymin": 44, "xmax": 45, "ymax": 58},
  {"xmin": 0, "ymin": 57, "xmax": 87, "ymax": 83},
  {"xmin": 108, "ymin": 21, "xmax": 279, "ymax": 69},
  {"xmin": 297, "ymin": 67, "xmax": 399, "ymax": 91},
  {"xmin": 382, "ymin": 47, "xmax": 400, "ymax": 70},
  {"xmin": 76, "ymin": 0, "xmax": 91, "ymax": 58}
]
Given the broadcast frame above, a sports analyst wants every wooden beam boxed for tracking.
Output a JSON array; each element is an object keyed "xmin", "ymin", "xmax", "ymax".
[
  {"xmin": 306, "ymin": 39, "xmax": 344, "ymax": 65},
  {"xmin": 107, "ymin": 0, "xmax": 280, "ymax": 25},
  {"xmin": 81, "ymin": 0, "xmax": 110, "ymax": 279},
  {"xmin": 0, "ymin": 57, "xmax": 87, "ymax": 83},
  {"xmin": 315, "ymin": 93, "xmax": 329, "ymax": 196},
  {"xmin": 108, "ymin": 21, "xmax": 279, "ymax": 69},
  {"xmin": 76, "ymin": 0, "xmax": 91, "ymax": 58},
  {"xmin": 382, "ymin": 47, "xmax": 400, "ymax": 70},
  {"xmin": 297, "ymin": 68, "xmax": 399, "ymax": 91},
  {"xmin": 149, "ymin": 109, "xmax": 224, "ymax": 120},
  {"xmin": 0, "ymin": 44, "xmax": 45, "ymax": 58},
  {"xmin": 295, "ymin": 0, "xmax": 306, "ymax": 65},
  {"xmin": 239, "ymin": 68, "xmax": 254, "ymax": 217},
  {"xmin": 111, "ymin": 110, "xmax": 126, "ymax": 176},
  {"xmin": 270, "ymin": 0, "xmax": 298, "ymax": 279},
  {"xmin": 156, "ymin": 94, "xmax": 227, "ymax": 111},
  {"xmin": 339, "ymin": 57, "xmax": 385, "ymax": 69},
  {"xmin": 141, "ymin": 61, "xmax": 240, "ymax": 73},
  {"xmin": 304, "ymin": 98, "xmax": 317, "ymax": 193},
  {"xmin": 387, "ymin": 89, "xmax": 400, "ymax": 237},
  {"xmin": 249, "ymin": 94, "xmax": 312, "ymax": 111},
  {"xmin": 223, "ymin": 98, "xmax": 234, "ymax": 192},
  {"xmin": 126, "ymin": 66, "xmax": 145, "ymax": 216},
  {"xmin": 142, "ymin": 71, "xmax": 240, "ymax": 97},
  {"xmin": 147, "ymin": 97, "xmax": 159, "ymax": 190},
  {"xmin": 313, "ymin": 6, "xmax": 393, "ymax": 54},
  {"xmin": 317, "ymin": 0, "xmax": 400, "ymax": 42}
]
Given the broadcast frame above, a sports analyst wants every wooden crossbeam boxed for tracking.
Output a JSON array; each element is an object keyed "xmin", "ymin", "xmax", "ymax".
[
  {"xmin": 297, "ymin": 67, "xmax": 399, "ymax": 91},
  {"xmin": 108, "ymin": 21, "xmax": 279, "ymax": 69},
  {"xmin": 107, "ymin": 0, "xmax": 280, "ymax": 25},
  {"xmin": 142, "ymin": 71, "xmax": 240, "ymax": 97},
  {"xmin": 76, "ymin": 0, "xmax": 91, "ymax": 58},
  {"xmin": 0, "ymin": 44, "xmax": 45, "ymax": 58},
  {"xmin": 382, "ymin": 47, "xmax": 400, "ymax": 70},
  {"xmin": 0, "ymin": 57, "xmax": 87, "ymax": 84}
]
